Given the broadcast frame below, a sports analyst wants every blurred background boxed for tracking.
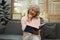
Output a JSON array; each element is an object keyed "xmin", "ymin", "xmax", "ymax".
[
  {"xmin": 0, "ymin": 0, "xmax": 60, "ymax": 40},
  {"xmin": 12, "ymin": 0, "xmax": 60, "ymax": 22}
]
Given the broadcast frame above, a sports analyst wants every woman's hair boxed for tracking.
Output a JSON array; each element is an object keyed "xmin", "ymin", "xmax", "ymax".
[{"xmin": 28, "ymin": 5, "xmax": 40, "ymax": 17}]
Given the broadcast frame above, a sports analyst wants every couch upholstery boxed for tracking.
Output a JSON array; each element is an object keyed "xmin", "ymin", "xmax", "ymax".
[
  {"xmin": 40, "ymin": 22, "xmax": 56, "ymax": 39},
  {"xmin": 40, "ymin": 22, "xmax": 60, "ymax": 40},
  {"xmin": 0, "ymin": 21, "xmax": 60, "ymax": 39},
  {"xmin": 0, "ymin": 21, "xmax": 23, "ymax": 35}
]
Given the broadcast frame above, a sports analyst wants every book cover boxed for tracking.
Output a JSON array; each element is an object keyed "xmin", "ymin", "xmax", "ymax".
[{"xmin": 24, "ymin": 25, "xmax": 39, "ymax": 34}]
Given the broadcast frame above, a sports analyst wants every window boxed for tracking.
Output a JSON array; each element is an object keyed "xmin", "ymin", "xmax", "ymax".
[
  {"xmin": 11, "ymin": 0, "xmax": 48, "ymax": 21},
  {"xmin": 48, "ymin": 0, "xmax": 60, "ymax": 22}
]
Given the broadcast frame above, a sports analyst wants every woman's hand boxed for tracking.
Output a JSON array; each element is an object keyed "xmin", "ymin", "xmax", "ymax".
[
  {"xmin": 27, "ymin": 14, "xmax": 33, "ymax": 23},
  {"xmin": 30, "ymin": 29, "xmax": 39, "ymax": 35}
]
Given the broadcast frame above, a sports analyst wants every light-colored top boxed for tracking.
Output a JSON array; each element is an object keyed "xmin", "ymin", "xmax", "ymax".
[
  {"xmin": 21, "ymin": 16, "xmax": 40, "ymax": 31},
  {"xmin": 21, "ymin": 15, "xmax": 41, "ymax": 36}
]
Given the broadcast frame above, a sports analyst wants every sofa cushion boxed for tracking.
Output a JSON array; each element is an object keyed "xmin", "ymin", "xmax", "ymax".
[{"xmin": 40, "ymin": 23, "xmax": 56, "ymax": 39}]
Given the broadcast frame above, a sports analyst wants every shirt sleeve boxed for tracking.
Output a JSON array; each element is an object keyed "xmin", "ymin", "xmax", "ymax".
[
  {"xmin": 21, "ymin": 17, "xmax": 26, "ymax": 31},
  {"xmin": 40, "ymin": 17, "xmax": 48, "ymax": 30}
]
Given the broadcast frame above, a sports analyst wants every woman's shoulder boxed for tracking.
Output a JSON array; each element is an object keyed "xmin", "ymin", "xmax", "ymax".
[{"xmin": 21, "ymin": 16, "xmax": 27, "ymax": 21}]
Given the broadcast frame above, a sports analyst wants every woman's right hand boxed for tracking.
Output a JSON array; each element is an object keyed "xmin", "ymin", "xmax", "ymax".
[
  {"xmin": 30, "ymin": 29, "xmax": 39, "ymax": 35},
  {"xmin": 28, "ymin": 14, "xmax": 33, "ymax": 22}
]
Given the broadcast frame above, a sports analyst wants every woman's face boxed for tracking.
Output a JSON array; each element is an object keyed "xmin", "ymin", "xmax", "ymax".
[{"xmin": 28, "ymin": 7, "xmax": 37, "ymax": 18}]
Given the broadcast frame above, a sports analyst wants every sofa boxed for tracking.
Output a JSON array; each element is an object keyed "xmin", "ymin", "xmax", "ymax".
[
  {"xmin": 0, "ymin": 21, "xmax": 60, "ymax": 40},
  {"xmin": 40, "ymin": 22, "xmax": 60, "ymax": 40}
]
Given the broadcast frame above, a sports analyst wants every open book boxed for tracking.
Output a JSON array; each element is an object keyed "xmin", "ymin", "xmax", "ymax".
[
  {"xmin": 24, "ymin": 25, "xmax": 39, "ymax": 34},
  {"xmin": 24, "ymin": 23, "xmax": 46, "ymax": 34}
]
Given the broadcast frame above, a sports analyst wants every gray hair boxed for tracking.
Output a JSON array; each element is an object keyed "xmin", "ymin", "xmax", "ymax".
[{"xmin": 28, "ymin": 5, "xmax": 40, "ymax": 17}]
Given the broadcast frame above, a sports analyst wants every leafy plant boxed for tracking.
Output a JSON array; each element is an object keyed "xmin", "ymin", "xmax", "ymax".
[{"xmin": 0, "ymin": 0, "xmax": 11, "ymax": 25}]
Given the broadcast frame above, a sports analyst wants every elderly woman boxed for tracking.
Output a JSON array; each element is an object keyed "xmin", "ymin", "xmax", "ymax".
[{"xmin": 21, "ymin": 5, "xmax": 45, "ymax": 40}]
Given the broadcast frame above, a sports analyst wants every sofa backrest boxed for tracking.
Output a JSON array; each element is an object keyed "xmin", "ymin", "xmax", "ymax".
[{"xmin": 4, "ymin": 21, "xmax": 23, "ymax": 35}]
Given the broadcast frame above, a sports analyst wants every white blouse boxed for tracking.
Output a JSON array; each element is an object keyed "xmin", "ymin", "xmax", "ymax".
[{"xmin": 21, "ymin": 16, "xmax": 40, "ymax": 31}]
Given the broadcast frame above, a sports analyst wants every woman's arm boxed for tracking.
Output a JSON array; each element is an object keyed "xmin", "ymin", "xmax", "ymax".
[
  {"xmin": 21, "ymin": 17, "xmax": 26, "ymax": 31},
  {"xmin": 39, "ymin": 17, "xmax": 48, "ymax": 30}
]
